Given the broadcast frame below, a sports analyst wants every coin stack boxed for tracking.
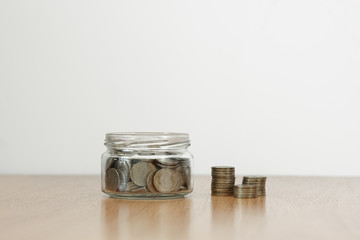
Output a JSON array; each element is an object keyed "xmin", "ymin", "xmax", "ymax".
[
  {"xmin": 211, "ymin": 166, "xmax": 235, "ymax": 196},
  {"xmin": 233, "ymin": 184, "xmax": 258, "ymax": 198},
  {"xmin": 242, "ymin": 176, "xmax": 267, "ymax": 196}
]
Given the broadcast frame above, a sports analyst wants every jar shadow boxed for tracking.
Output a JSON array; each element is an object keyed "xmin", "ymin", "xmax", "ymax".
[
  {"xmin": 101, "ymin": 197, "xmax": 192, "ymax": 240},
  {"xmin": 211, "ymin": 196, "xmax": 237, "ymax": 238},
  {"xmin": 211, "ymin": 195, "xmax": 266, "ymax": 238}
]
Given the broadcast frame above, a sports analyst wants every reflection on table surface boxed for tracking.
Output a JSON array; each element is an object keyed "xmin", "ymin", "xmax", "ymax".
[
  {"xmin": 102, "ymin": 197, "xmax": 193, "ymax": 240},
  {"xmin": 101, "ymin": 193, "xmax": 266, "ymax": 240},
  {"xmin": 4, "ymin": 176, "xmax": 359, "ymax": 240}
]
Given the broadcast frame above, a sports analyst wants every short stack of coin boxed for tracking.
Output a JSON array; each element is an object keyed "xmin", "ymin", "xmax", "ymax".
[
  {"xmin": 233, "ymin": 184, "xmax": 258, "ymax": 198},
  {"xmin": 242, "ymin": 175, "xmax": 267, "ymax": 196},
  {"xmin": 211, "ymin": 166, "xmax": 235, "ymax": 196}
]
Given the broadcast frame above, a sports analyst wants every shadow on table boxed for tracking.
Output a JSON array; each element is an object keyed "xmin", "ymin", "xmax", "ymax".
[
  {"xmin": 101, "ymin": 197, "xmax": 192, "ymax": 240},
  {"xmin": 211, "ymin": 196, "xmax": 266, "ymax": 238},
  {"xmin": 236, "ymin": 196, "xmax": 266, "ymax": 217}
]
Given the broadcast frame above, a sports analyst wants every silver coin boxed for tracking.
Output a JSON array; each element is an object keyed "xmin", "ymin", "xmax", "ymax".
[
  {"xmin": 156, "ymin": 158, "xmax": 180, "ymax": 166},
  {"xmin": 153, "ymin": 169, "xmax": 180, "ymax": 193},
  {"xmin": 105, "ymin": 168, "xmax": 120, "ymax": 191},
  {"xmin": 113, "ymin": 159, "xmax": 131, "ymax": 182},
  {"xmin": 130, "ymin": 162, "xmax": 157, "ymax": 187},
  {"xmin": 156, "ymin": 162, "xmax": 179, "ymax": 169}
]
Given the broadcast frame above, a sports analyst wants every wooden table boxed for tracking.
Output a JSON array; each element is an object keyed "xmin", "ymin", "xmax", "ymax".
[{"xmin": 1, "ymin": 175, "xmax": 360, "ymax": 240}]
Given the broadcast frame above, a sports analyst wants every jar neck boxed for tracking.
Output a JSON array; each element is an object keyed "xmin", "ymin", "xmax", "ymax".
[{"xmin": 104, "ymin": 132, "xmax": 190, "ymax": 151}]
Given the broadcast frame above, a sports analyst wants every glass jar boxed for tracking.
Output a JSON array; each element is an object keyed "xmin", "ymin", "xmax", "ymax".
[{"xmin": 101, "ymin": 132, "xmax": 194, "ymax": 199}]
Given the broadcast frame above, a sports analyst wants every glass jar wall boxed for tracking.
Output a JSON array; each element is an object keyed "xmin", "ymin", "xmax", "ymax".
[{"xmin": 101, "ymin": 132, "xmax": 193, "ymax": 199}]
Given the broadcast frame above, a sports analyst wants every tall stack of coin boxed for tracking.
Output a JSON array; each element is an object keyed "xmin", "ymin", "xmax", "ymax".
[
  {"xmin": 233, "ymin": 184, "xmax": 258, "ymax": 198},
  {"xmin": 211, "ymin": 166, "xmax": 235, "ymax": 196},
  {"xmin": 242, "ymin": 176, "xmax": 267, "ymax": 196}
]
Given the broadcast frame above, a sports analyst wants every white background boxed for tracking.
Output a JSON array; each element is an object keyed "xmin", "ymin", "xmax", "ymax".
[{"xmin": 1, "ymin": 0, "xmax": 360, "ymax": 175}]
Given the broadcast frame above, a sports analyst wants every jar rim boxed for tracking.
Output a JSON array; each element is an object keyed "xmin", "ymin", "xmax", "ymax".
[
  {"xmin": 105, "ymin": 132, "xmax": 190, "ymax": 150},
  {"xmin": 106, "ymin": 132, "xmax": 189, "ymax": 138}
]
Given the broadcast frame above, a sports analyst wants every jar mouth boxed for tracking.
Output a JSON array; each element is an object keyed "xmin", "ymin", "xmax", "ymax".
[{"xmin": 105, "ymin": 132, "xmax": 190, "ymax": 150}]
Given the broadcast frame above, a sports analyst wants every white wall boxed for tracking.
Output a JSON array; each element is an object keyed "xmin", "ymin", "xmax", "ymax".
[{"xmin": 1, "ymin": 0, "xmax": 360, "ymax": 175}]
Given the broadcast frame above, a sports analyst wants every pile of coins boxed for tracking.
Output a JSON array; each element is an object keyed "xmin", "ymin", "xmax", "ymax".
[
  {"xmin": 105, "ymin": 157, "xmax": 191, "ymax": 194},
  {"xmin": 211, "ymin": 166, "xmax": 267, "ymax": 198},
  {"xmin": 242, "ymin": 176, "xmax": 267, "ymax": 196},
  {"xmin": 211, "ymin": 166, "xmax": 235, "ymax": 196},
  {"xmin": 233, "ymin": 184, "xmax": 258, "ymax": 198}
]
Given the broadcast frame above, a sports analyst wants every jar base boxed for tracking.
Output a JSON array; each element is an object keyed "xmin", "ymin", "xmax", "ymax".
[{"xmin": 103, "ymin": 191, "xmax": 190, "ymax": 200}]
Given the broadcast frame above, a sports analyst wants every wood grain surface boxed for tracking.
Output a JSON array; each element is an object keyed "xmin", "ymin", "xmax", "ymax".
[{"xmin": 1, "ymin": 175, "xmax": 360, "ymax": 240}]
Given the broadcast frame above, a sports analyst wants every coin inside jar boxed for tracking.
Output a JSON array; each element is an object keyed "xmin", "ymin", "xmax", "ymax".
[
  {"xmin": 156, "ymin": 158, "xmax": 180, "ymax": 166},
  {"xmin": 175, "ymin": 166, "xmax": 186, "ymax": 185},
  {"xmin": 153, "ymin": 169, "xmax": 180, "ymax": 193},
  {"xmin": 105, "ymin": 168, "xmax": 121, "ymax": 191},
  {"xmin": 130, "ymin": 162, "xmax": 157, "ymax": 187},
  {"xmin": 123, "ymin": 182, "xmax": 145, "ymax": 192},
  {"xmin": 173, "ymin": 170, "xmax": 183, "ymax": 191},
  {"xmin": 113, "ymin": 159, "xmax": 131, "ymax": 182},
  {"xmin": 146, "ymin": 171, "xmax": 158, "ymax": 193}
]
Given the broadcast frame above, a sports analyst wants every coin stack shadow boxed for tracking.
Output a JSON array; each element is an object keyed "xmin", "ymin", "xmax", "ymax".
[
  {"xmin": 242, "ymin": 176, "xmax": 267, "ymax": 196},
  {"xmin": 211, "ymin": 166, "xmax": 235, "ymax": 196}
]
